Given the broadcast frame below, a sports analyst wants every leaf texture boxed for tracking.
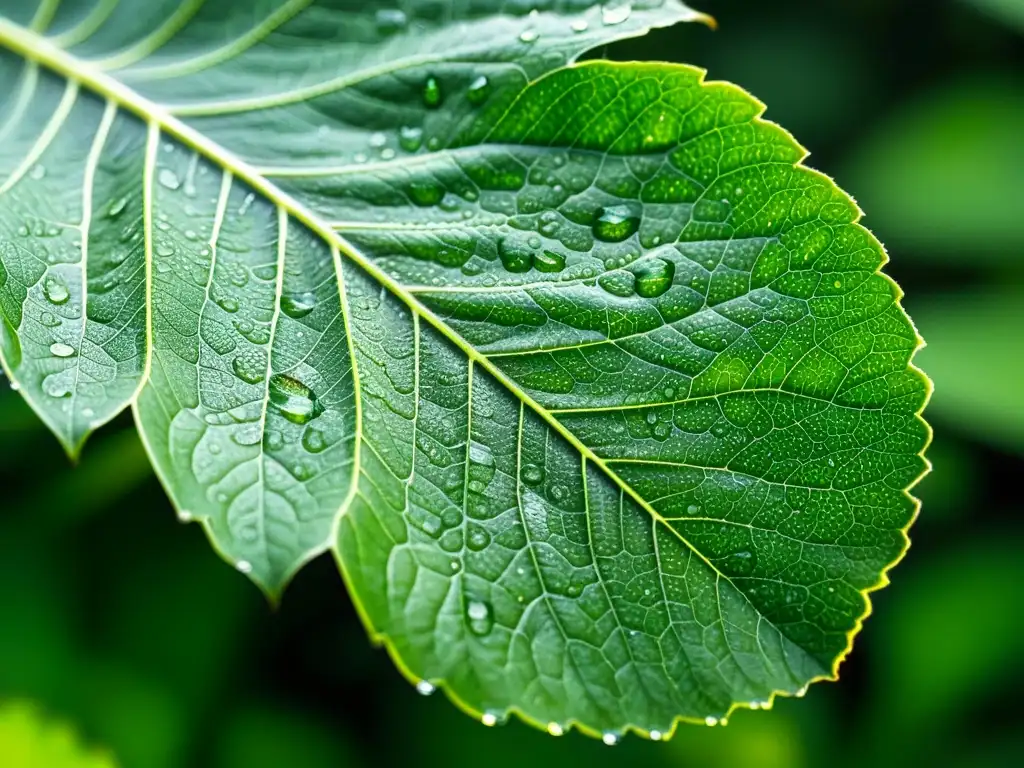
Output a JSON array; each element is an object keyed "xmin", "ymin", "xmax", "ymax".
[{"xmin": 0, "ymin": 0, "xmax": 930, "ymax": 740}]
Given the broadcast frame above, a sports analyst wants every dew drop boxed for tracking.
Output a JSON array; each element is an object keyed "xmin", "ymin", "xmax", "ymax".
[
  {"xmin": 238, "ymin": 193, "xmax": 255, "ymax": 216},
  {"xmin": 602, "ymin": 1, "xmax": 633, "ymax": 26},
  {"xmin": 466, "ymin": 599, "xmax": 494, "ymax": 635},
  {"xmin": 49, "ymin": 342, "xmax": 75, "ymax": 358},
  {"xmin": 369, "ymin": 131, "xmax": 387, "ymax": 149},
  {"xmin": 532, "ymin": 250, "xmax": 565, "ymax": 273},
  {"xmin": 467, "ymin": 528, "xmax": 491, "ymax": 551},
  {"xmin": 632, "ymin": 258, "xmax": 675, "ymax": 298},
  {"xmin": 107, "ymin": 197, "xmax": 129, "ymax": 218},
  {"xmin": 522, "ymin": 463, "xmax": 544, "ymax": 486},
  {"xmin": 236, "ymin": 560, "xmax": 253, "ymax": 574},
  {"xmin": 423, "ymin": 76, "xmax": 442, "ymax": 108},
  {"xmin": 43, "ymin": 275, "xmax": 70, "ymax": 305},
  {"xmin": 157, "ymin": 168, "xmax": 181, "ymax": 190},
  {"xmin": 498, "ymin": 238, "xmax": 532, "ymax": 273},
  {"xmin": 29, "ymin": 164, "xmax": 45, "ymax": 180},
  {"xmin": 177, "ymin": 509, "xmax": 194, "ymax": 523},
  {"xmin": 399, "ymin": 125, "xmax": 423, "ymax": 152},
  {"xmin": 602, "ymin": 733, "xmax": 618, "ymax": 746},
  {"xmin": 593, "ymin": 203, "xmax": 641, "ymax": 242},
  {"xmin": 705, "ymin": 716, "xmax": 718, "ymax": 726},
  {"xmin": 598, "ymin": 270, "xmax": 636, "ymax": 298},
  {"xmin": 482, "ymin": 713, "xmax": 497, "ymax": 727},
  {"xmin": 281, "ymin": 292, "xmax": 316, "ymax": 319},
  {"xmin": 571, "ymin": 18, "xmax": 589, "ymax": 33},
  {"xmin": 216, "ymin": 296, "xmax": 239, "ymax": 313},
  {"xmin": 467, "ymin": 75, "xmax": 491, "ymax": 105},
  {"xmin": 519, "ymin": 28, "xmax": 539, "ymax": 43},
  {"xmin": 156, "ymin": 243, "xmax": 175, "ymax": 257},
  {"xmin": 649, "ymin": 730, "xmax": 662, "ymax": 741},
  {"xmin": 409, "ymin": 180, "xmax": 444, "ymax": 207},
  {"xmin": 39, "ymin": 311, "xmax": 60, "ymax": 328},
  {"xmin": 302, "ymin": 427, "xmax": 328, "ymax": 454},
  {"xmin": 375, "ymin": 8, "xmax": 408, "ymax": 33},
  {"xmin": 547, "ymin": 723, "xmax": 564, "ymax": 737},
  {"xmin": 416, "ymin": 680, "xmax": 435, "ymax": 696},
  {"xmin": 686, "ymin": 503, "xmax": 700, "ymax": 515},
  {"xmin": 268, "ymin": 374, "xmax": 324, "ymax": 424}
]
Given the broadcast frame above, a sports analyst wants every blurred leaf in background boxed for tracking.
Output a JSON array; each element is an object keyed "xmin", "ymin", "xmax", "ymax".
[
  {"xmin": 962, "ymin": 0, "xmax": 1024, "ymax": 31},
  {"xmin": 0, "ymin": 701, "xmax": 117, "ymax": 768}
]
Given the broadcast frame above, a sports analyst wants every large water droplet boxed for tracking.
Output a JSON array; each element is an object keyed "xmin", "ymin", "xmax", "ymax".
[
  {"xmin": 593, "ymin": 203, "xmax": 641, "ymax": 242},
  {"xmin": 467, "ymin": 527, "xmax": 491, "ymax": 551},
  {"xmin": 43, "ymin": 275, "xmax": 70, "ymax": 305},
  {"xmin": 157, "ymin": 168, "xmax": 181, "ymax": 190},
  {"xmin": 602, "ymin": 1, "xmax": 633, "ymax": 26},
  {"xmin": 632, "ymin": 258, "xmax": 675, "ymax": 298},
  {"xmin": 281, "ymin": 292, "xmax": 316, "ymax": 319},
  {"xmin": 409, "ymin": 180, "xmax": 444, "ymax": 207},
  {"xmin": 466, "ymin": 600, "xmax": 494, "ymax": 635},
  {"xmin": 532, "ymin": 250, "xmax": 565, "ymax": 273},
  {"xmin": 269, "ymin": 374, "xmax": 324, "ymax": 424},
  {"xmin": 467, "ymin": 75, "xmax": 491, "ymax": 105},
  {"xmin": 423, "ymin": 76, "xmax": 442, "ymax": 108},
  {"xmin": 49, "ymin": 342, "xmax": 75, "ymax": 358},
  {"xmin": 522, "ymin": 463, "xmax": 544, "ymax": 486}
]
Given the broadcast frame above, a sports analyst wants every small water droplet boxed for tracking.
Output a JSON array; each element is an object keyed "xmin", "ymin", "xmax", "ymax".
[
  {"xmin": 157, "ymin": 168, "xmax": 180, "ymax": 190},
  {"xmin": 522, "ymin": 463, "xmax": 544, "ymax": 486},
  {"xmin": 177, "ymin": 509, "xmax": 194, "ymax": 523},
  {"xmin": 238, "ymin": 193, "xmax": 255, "ymax": 216},
  {"xmin": 236, "ymin": 560, "xmax": 253, "ymax": 574},
  {"xmin": 423, "ymin": 76, "xmax": 442, "ymax": 108},
  {"xmin": 107, "ymin": 197, "xmax": 128, "ymax": 218},
  {"xmin": 466, "ymin": 599, "xmax": 493, "ymax": 635},
  {"xmin": 216, "ymin": 296, "xmax": 239, "ymax": 313},
  {"xmin": 649, "ymin": 730, "xmax": 662, "ymax": 741},
  {"xmin": 633, "ymin": 258, "xmax": 675, "ymax": 298},
  {"xmin": 302, "ymin": 427, "xmax": 328, "ymax": 454},
  {"xmin": 796, "ymin": 685, "xmax": 809, "ymax": 698},
  {"xmin": 467, "ymin": 528, "xmax": 490, "ymax": 551},
  {"xmin": 571, "ymin": 18, "xmax": 589, "ymax": 33},
  {"xmin": 602, "ymin": 2, "xmax": 633, "ymax": 26},
  {"xmin": 598, "ymin": 270, "xmax": 636, "ymax": 297},
  {"xmin": 498, "ymin": 238, "xmax": 532, "ymax": 273},
  {"xmin": 39, "ymin": 311, "xmax": 60, "ymax": 328},
  {"xmin": 705, "ymin": 716, "xmax": 718, "ymax": 726},
  {"xmin": 482, "ymin": 713, "xmax": 497, "ymax": 727},
  {"xmin": 43, "ymin": 275, "xmax": 70, "ymax": 305},
  {"xmin": 156, "ymin": 243, "xmax": 174, "ymax": 258},
  {"xmin": 399, "ymin": 125, "xmax": 423, "ymax": 152},
  {"xmin": 375, "ymin": 8, "xmax": 408, "ymax": 33},
  {"xmin": 602, "ymin": 733, "xmax": 618, "ymax": 746},
  {"xmin": 409, "ymin": 180, "xmax": 444, "ymax": 207},
  {"xmin": 49, "ymin": 342, "xmax": 75, "ymax": 358},
  {"xmin": 369, "ymin": 131, "xmax": 387, "ymax": 149},
  {"xmin": 416, "ymin": 680, "xmax": 435, "ymax": 696},
  {"xmin": 532, "ymin": 250, "xmax": 565, "ymax": 273},
  {"xmin": 29, "ymin": 164, "xmax": 45, "ymax": 180},
  {"xmin": 269, "ymin": 374, "xmax": 324, "ymax": 424},
  {"xmin": 687, "ymin": 504, "xmax": 700, "ymax": 515},
  {"xmin": 593, "ymin": 203, "xmax": 642, "ymax": 242},
  {"xmin": 547, "ymin": 723, "xmax": 564, "ymax": 737},
  {"xmin": 281, "ymin": 292, "xmax": 316, "ymax": 319},
  {"xmin": 467, "ymin": 75, "xmax": 491, "ymax": 105}
]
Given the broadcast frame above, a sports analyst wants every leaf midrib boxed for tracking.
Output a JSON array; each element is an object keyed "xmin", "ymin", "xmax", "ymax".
[{"xmin": 0, "ymin": 16, "xmax": 809, "ymax": 663}]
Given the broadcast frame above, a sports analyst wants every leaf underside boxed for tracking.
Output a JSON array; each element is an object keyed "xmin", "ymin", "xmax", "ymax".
[{"xmin": 0, "ymin": 0, "xmax": 930, "ymax": 740}]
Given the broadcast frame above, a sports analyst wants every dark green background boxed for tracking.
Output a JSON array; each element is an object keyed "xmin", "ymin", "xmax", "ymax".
[{"xmin": 2, "ymin": 0, "xmax": 1022, "ymax": 765}]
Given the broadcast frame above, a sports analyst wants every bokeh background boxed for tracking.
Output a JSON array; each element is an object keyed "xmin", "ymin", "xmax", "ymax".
[{"xmin": 2, "ymin": 0, "xmax": 1022, "ymax": 765}]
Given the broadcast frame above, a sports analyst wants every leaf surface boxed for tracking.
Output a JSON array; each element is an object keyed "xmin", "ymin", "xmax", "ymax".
[{"xmin": 0, "ymin": 0, "xmax": 930, "ymax": 739}]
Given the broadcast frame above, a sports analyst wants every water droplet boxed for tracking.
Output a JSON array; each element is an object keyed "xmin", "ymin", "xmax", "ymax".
[
  {"xmin": 598, "ymin": 270, "xmax": 636, "ymax": 297},
  {"xmin": 39, "ymin": 312, "xmax": 60, "ymax": 328},
  {"xmin": 281, "ymin": 292, "xmax": 316, "ymax": 319},
  {"xmin": 177, "ymin": 509, "xmax": 194, "ymax": 523},
  {"xmin": 532, "ymin": 250, "xmax": 565, "ymax": 273},
  {"xmin": 423, "ymin": 76, "xmax": 442, "ymax": 108},
  {"xmin": 216, "ymin": 296, "xmax": 239, "ymax": 313},
  {"xmin": 467, "ymin": 528, "xmax": 490, "ymax": 551},
  {"xmin": 466, "ymin": 599, "xmax": 493, "ymax": 635},
  {"xmin": 482, "ymin": 713, "xmax": 497, "ymax": 727},
  {"xmin": 49, "ymin": 342, "xmax": 75, "ymax": 358},
  {"xmin": 155, "ymin": 243, "xmax": 175, "ymax": 258},
  {"xmin": 416, "ymin": 680, "xmax": 435, "ymax": 696},
  {"xmin": 593, "ymin": 203, "xmax": 641, "ymax": 242},
  {"xmin": 498, "ymin": 238, "xmax": 532, "ymax": 273},
  {"xmin": 550, "ymin": 484, "xmax": 568, "ymax": 502},
  {"xmin": 687, "ymin": 503, "xmax": 700, "ymax": 515},
  {"xmin": 796, "ymin": 685, "xmax": 809, "ymax": 698},
  {"xmin": 42, "ymin": 375, "xmax": 71, "ymax": 399},
  {"xmin": 602, "ymin": 733, "xmax": 618, "ymax": 746},
  {"xmin": 238, "ymin": 193, "xmax": 255, "ymax": 216},
  {"xmin": 375, "ymin": 8, "xmax": 408, "ymax": 33},
  {"xmin": 302, "ymin": 427, "xmax": 328, "ymax": 454},
  {"xmin": 467, "ymin": 75, "xmax": 491, "ymax": 105},
  {"xmin": 399, "ymin": 126, "xmax": 423, "ymax": 152},
  {"xmin": 157, "ymin": 168, "xmax": 180, "ymax": 190},
  {"xmin": 602, "ymin": 2, "xmax": 632, "ymax": 26},
  {"xmin": 43, "ymin": 275, "xmax": 70, "ymax": 305},
  {"xmin": 571, "ymin": 18, "xmax": 589, "ymax": 33},
  {"xmin": 232, "ymin": 353, "xmax": 265, "ymax": 385},
  {"xmin": 705, "ymin": 716, "xmax": 718, "ymax": 726},
  {"xmin": 369, "ymin": 131, "xmax": 387, "ymax": 149},
  {"xmin": 409, "ymin": 180, "xmax": 444, "ymax": 207},
  {"xmin": 29, "ymin": 164, "xmax": 45, "ymax": 180},
  {"xmin": 107, "ymin": 197, "xmax": 128, "ymax": 218},
  {"xmin": 547, "ymin": 723, "xmax": 564, "ymax": 737},
  {"xmin": 522, "ymin": 463, "xmax": 544, "ymax": 486},
  {"xmin": 236, "ymin": 560, "xmax": 253, "ymax": 574},
  {"xmin": 268, "ymin": 374, "xmax": 324, "ymax": 424},
  {"xmin": 649, "ymin": 730, "xmax": 662, "ymax": 741},
  {"xmin": 633, "ymin": 258, "xmax": 675, "ymax": 298}
]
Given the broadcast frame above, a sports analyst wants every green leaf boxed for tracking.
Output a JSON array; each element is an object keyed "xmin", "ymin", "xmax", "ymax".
[
  {"xmin": 0, "ymin": 0, "xmax": 930, "ymax": 740},
  {"xmin": 0, "ymin": 701, "xmax": 118, "ymax": 768},
  {"xmin": 961, "ymin": 0, "xmax": 1024, "ymax": 32}
]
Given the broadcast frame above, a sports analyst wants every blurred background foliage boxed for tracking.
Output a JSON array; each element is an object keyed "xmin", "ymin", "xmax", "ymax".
[{"xmin": 2, "ymin": 0, "xmax": 1022, "ymax": 765}]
